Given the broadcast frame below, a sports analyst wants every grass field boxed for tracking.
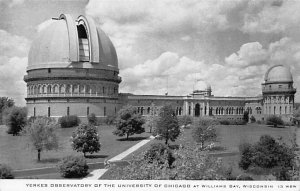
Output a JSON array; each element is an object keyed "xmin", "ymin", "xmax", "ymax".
[{"xmin": 0, "ymin": 125, "xmax": 152, "ymax": 170}]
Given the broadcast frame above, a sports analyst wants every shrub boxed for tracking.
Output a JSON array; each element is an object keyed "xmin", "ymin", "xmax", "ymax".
[
  {"xmin": 266, "ymin": 115, "xmax": 284, "ymax": 127},
  {"xmin": 58, "ymin": 156, "xmax": 89, "ymax": 178},
  {"xmin": 103, "ymin": 144, "xmax": 226, "ymax": 180},
  {"xmin": 236, "ymin": 174, "xmax": 253, "ymax": 180},
  {"xmin": 250, "ymin": 116, "xmax": 256, "ymax": 123},
  {"xmin": 106, "ymin": 115, "xmax": 116, "ymax": 125},
  {"xmin": 87, "ymin": 113, "xmax": 97, "ymax": 125},
  {"xmin": 239, "ymin": 135, "xmax": 296, "ymax": 180},
  {"xmin": 219, "ymin": 119, "xmax": 230, "ymax": 125},
  {"xmin": 0, "ymin": 164, "xmax": 14, "ymax": 179},
  {"xmin": 4, "ymin": 107, "xmax": 27, "ymax": 135},
  {"xmin": 58, "ymin": 115, "xmax": 80, "ymax": 128},
  {"xmin": 71, "ymin": 123, "xmax": 101, "ymax": 157},
  {"xmin": 238, "ymin": 143, "xmax": 254, "ymax": 170},
  {"xmin": 144, "ymin": 143, "xmax": 175, "ymax": 166}
]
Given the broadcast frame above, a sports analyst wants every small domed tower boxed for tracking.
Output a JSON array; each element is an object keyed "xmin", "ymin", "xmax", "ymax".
[
  {"xmin": 24, "ymin": 14, "xmax": 121, "ymax": 121},
  {"xmin": 262, "ymin": 65, "xmax": 296, "ymax": 122}
]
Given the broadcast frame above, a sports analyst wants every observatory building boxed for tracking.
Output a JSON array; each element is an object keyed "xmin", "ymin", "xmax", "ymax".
[
  {"xmin": 24, "ymin": 14, "xmax": 297, "ymax": 123},
  {"xmin": 24, "ymin": 14, "xmax": 121, "ymax": 120}
]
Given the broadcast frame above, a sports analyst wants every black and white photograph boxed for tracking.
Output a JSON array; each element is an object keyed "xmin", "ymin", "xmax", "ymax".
[{"xmin": 0, "ymin": 0, "xmax": 299, "ymax": 190}]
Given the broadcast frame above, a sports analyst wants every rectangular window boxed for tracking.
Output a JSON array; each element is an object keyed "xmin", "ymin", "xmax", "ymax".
[
  {"xmin": 67, "ymin": 107, "xmax": 70, "ymax": 116},
  {"xmin": 34, "ymin": 107, "xmax": 36, "ymax": 117},
  {"xmin": 87, "ymin": 107, "xmax": 89, "ymax": 116}
]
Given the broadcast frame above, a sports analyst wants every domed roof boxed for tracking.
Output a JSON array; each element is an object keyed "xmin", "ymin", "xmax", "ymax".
[
  {"xmin": 27, "ymin": 14, "xmax": 118, "ymax": 71},
  {"xmin": 265, "ymin": 65, "xmax": 293, "ymax": 82}
]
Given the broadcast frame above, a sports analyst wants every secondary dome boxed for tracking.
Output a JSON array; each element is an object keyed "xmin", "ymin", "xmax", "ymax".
[
  {"xmin": 264, "ymin": 65, "xmax": 293, "ymax": 82},
  {"xmin": 194, "ymin": 81, "xmax": 211, "ymax": 91},
  {"xmin": 27, "ymin": 14, "xmax": 118, "ymax": 71}
]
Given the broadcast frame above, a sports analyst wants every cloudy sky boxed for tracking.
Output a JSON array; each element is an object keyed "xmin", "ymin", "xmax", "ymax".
[{"xmin": 1, "ymin": 0, "xmax": 300, "ymax": 106}]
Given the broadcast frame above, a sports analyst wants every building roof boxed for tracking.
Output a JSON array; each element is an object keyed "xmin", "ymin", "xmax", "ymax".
[
  {"xmin": 27, "ymin": 14, "xmax": 118, "ymax": 71},
  {"xmin": 264, "ymin": 65, "xmax": 293, "ymax": 82}
]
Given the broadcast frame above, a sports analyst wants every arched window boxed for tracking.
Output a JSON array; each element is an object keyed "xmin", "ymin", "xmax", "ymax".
[
  {"xmin": 279, "ymin": 106, "xmax": 282, "ymax": 115},
  {"xmin": 147, "ymin": 107, "xmax": 150, "ymax": 115},
  {"xmin": 285, "ymin": 106, "xmax": 287, "ymax": 114},
  {"xmin": 53, "ymin": 85, "xmax": 58, "ymax": 94},
  {"xmin": 65, "ymin": 85, "xmax": 71, "ymax": 94},
  {"xmin": 274, "ymin": 106, "xmax": 276, "ymax": 115},
  {"xmin": 47, "ymin": 85, "xmax": 52, "ymax": 94},
  {"xmin": 179, "ymin": 107, "xmax": 182, "ymax": 115}
]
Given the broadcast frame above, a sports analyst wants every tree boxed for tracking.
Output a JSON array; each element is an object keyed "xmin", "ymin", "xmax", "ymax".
[
  {"xmin": 155, "ymin": 105, "xmax": 180, "ymax": 145},
  {"xmin": 4, "ymin": 107, "xmax": 27, "ymax": 135},
  {"xmin": 71, "ymin": 123, "xmax": 101, "ymax": 157},
  {"xmin": 0, "ymin": 97, "xmax": 14, "ymax": 124},
  {"xmin": 23, "ymin": 117, "xmax": 59, "ymax": 161},
  {"xmin": 239, "ymin": 135, "xmax": 296, "ymax": 180},
  {"xmin": 192, "ymin": 117, "xmax": 217, "ymax": 149},
  {"xmin": 113, "ymin": 105, "xmax": 145, "ymax": 139},
  {"xmin": 243, "ymin": 111, "xmax": 249, "ymax": 123}
]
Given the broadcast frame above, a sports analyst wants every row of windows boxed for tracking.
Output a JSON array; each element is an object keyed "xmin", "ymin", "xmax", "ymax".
[
  {"xmin": 28, "ymin": 84, "xmax": 118, "ymax": 96},
  {"xmin": 266, "ymin": 105, "xmax": 292, "ymax": 115},
  {"xmin": 33, "ymin": 106, "xmax": 117, "ymax": 117}
]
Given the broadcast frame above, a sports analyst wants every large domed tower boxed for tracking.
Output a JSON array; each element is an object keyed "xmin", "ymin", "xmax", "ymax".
[
  {"xmin": 262, "ymin": 65, "xmax": 296, "ymax": 122},
  {"xmin": 24, "ymin": 14, "xmax": 121, "ymax": 121}
]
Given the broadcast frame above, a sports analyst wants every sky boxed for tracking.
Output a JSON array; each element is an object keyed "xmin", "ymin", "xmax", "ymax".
[{"xmin": 1, "ymin": 0, "xmax": 300, "ymax": 106}]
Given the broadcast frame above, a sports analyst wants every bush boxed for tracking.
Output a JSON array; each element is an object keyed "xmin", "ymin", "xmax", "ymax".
[
  {"xmin": 266, "ymin": 115, "xmax": 284, "ymax": 127},
  {"xmin": 238, "ymin": 143, "xmax": 254, "ymax": 170},
  {"xmin": 58, "ymin": 115, "xmax": 80, "ymax": 128},
  {"xmin": 239, "ymin": 135, "xmax": 296, "ymax": 180},
  {"xmin": 250, "ymin": 116, "xmax": 256, "ymax": 123},
  {"xmin": 236, "ymin": 174, "xmax": 253, "ymax": 180},
  {"xmin": 105, "ymin": 115, "xmax": 116, "ymax": 125},
  {"xmin": 58, "ymin": 156, "xmax": 89, "ymax": 178},
  {"xmin": 144, "ymin": 143, "xmax": 175, "ymax": 167},
  {"xmin": 0, "ymin": 164, "xmax": 14, "ymax": 179},
  {"xmin": 219, "ymin": 119, "xmax": 230, "ymax": 125},
  {"xmin": 87, "ymin": 113, "xmax": 97, "ymax": 125},
  {"xmin": 4, "ymin": 107, "xmax": 27, "ymax": 135}
]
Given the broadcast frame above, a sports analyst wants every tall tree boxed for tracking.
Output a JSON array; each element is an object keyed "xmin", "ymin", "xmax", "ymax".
[
  {"xmin": 113, "ymin": 105, "xmax": 145, "ymax": 139},
  {"xmin": 192, "ymin": 117, "xmax": 217, "ymax": 149},
  {"xmin": 156, "ymin": 105, "xmax": 180, "ymax": 145},
  {"xmin": 0, "ymin": 97, "xmax": 14, "ymax": 124},
  {"xmin": 4, "ymin": 107, "xmax": 27, "ymax": 135},
  {"xmin": 23, "ymin": 117, "xmax": 59, "ymax": 161},
  {"xmin": 71, "ymin": 123, "xmax": 101, "ymax": 157}
]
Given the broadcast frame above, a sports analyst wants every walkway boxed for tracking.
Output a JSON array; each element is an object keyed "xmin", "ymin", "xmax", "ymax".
[{"xmin": 82, "ymin": 137, "xmax": 154, "ymax": 180}]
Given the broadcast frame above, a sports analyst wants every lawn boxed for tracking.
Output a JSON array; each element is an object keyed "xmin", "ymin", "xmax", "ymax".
[{"xmin": 0, "ymin": 124, "xmax": 152, "ymax": 170}]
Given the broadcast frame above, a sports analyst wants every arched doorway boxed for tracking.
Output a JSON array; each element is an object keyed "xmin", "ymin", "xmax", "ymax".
[{"xmin": 195, "ymin": 103, "xmax": 200, "ymax": 117}]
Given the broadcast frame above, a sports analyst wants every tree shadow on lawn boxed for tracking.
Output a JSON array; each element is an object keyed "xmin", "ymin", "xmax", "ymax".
[
  {"xmin": 116, "ymin": 136, "xmax": 148, "ymax": 141},
  {"xmin": 85, "ymin": 154, "xmax": 109, "ymax": 159},
  {"xmin": 37, "ymin": 158, "xmax": 61, "ymax": 163}
]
